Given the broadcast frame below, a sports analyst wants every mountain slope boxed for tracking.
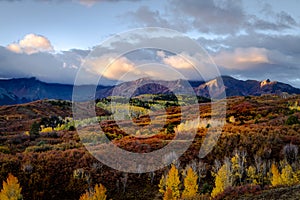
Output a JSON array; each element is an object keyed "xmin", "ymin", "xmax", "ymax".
[
  {"xmin": 0, "ymin": 76, "xmax": 300, "ymax": 105},
  {"xmin": 195, "ymin": 76, "xmax": 300, "ymax": 98}
]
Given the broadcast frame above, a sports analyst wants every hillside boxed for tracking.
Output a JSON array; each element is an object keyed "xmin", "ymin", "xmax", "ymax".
[
  {"xmin": 1, "ymin": 76, "xmax": 300, "ymax": 105},
  {"xmin": 0, "ymin": 94, "xmax": 300, "ymax": 199}
]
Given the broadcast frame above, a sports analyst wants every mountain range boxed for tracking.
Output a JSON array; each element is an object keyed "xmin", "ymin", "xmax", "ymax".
[{"xmin": 0, "ymin": 76, "xmax": 300, "ymax": 105}]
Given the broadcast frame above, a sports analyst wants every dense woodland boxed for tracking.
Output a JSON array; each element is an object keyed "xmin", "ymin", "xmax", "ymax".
[{"xmin": 1, "ymin": 94, "xmax": 300, "ymax": 199}]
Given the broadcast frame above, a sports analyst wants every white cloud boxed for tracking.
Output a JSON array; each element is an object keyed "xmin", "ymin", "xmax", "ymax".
[
  {"xmin": 157, "ymin": 51, "xmax": 194, "ymax": 69},
  {"xmin": 213, "ymin": 48, "xmax": 271, "ymax": 70},
  {"xmin": 6, "ymin": 34, "xmax": 54, "ymax": 55},
  {"xmin": 83, "ymin": 54, "xmax": 146, "ymax": 81},
  {"xmin": 78, "ymin": 0, "xmax": 97, "ymax": 7},
  {"xmin": 163, "ymin": 55, "xmax": 193, "ymax": 69},
  {"xmin": 156, "ymin": 50, "xmax": 165, "ymax": 58},
  {"xmin": 6, "ymin": 43, "xmax": 22, "ymax": 54}
]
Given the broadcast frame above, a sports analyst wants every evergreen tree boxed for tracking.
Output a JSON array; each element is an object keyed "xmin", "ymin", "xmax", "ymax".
[{"xmin": 29, "ymin": 121, "xmax": 40, "ymax": 139}]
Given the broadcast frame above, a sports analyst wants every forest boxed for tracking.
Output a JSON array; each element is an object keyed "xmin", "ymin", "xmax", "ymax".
[{"xmin": 1, "ymin": 94, "xmax": 300, "ymax": 199}]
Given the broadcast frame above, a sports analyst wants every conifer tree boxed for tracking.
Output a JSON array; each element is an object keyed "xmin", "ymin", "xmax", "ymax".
[{"xmin": 29, "ymin": 121, "xmax": 40, "ymax": 140}]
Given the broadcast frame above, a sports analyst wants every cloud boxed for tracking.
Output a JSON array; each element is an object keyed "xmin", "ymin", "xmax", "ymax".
[
  {"xmin": 124, "ymin": 0, "xmax": 245, "ymax": 34},
  {"xmin": 123, "ymin": 6, "xmax": 190, "ymax": 31},
  {"xmin": 213, "ymin": 47, "xmax": 270, "ymax": 70},
  {"xmin": 83, "ymin": 54, "xmax": 147, "ymax": 81},
  {"xmin": 82, "ymin": 52, "xmax": 189, "ymax": 82},
  {"xmin": 218, "ymin": 33, "xmax": 300, "ymax": 56},
  {"xmin": 157, "ymin": 51, "xmax": 193, "ymax": 69},
  {"xmin": 6, "ymin": 34, "xmax": 54, "ymax": 55},
  {"xmin": 78, "ymin": 0, "xmax": 98, "ymax": 7},
  {"xmin": 174, "ymin": 0, "xmax": 245, "ymax": 34},
  {"xmin": 81, "ymin": 30, "xmax": 222, "ymax": 81},
  {"xmin": 125, "ymin": 0, "xmax": 298, "ymax": 37},
  {"xmin": 0, "ymin": 46, "xmax": 99, "ymax": 85},
  {"xmin": 0, "ymin": 0, "xmax": 141, "ymax": 6},
  {"xmin": 77, "ymin": 0, "xmax": 140, "ymax": 7},
  {"xmin": 6, "ymin": 43, "xmax": 22, "ymax": 54}
]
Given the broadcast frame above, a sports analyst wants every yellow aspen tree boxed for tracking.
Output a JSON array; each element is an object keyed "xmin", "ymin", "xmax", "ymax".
[
  {"xmin": 270, "ymin": 163, "xmax": 282, "ymax": 187},
  {"xmin": 211, "ymin": 163, "xmax": 231, "ymax": 198},
  {"xmin": 246, "ymin": 165, "xmax": 258, "ymax": 185},
  {"xmin": 165, "ymin": 165, "xmax": 180, "ymax": 199},
  {"xmin": 158, "ymin": 165, "xmax": 180, "ymax": 199},
  {"xmin": 181, "ymin": 167, "xmax": 198, "ymax": 199},
  {"xmin": 79, "ymin": 184, "xmax": 106, "ymax": 200},
  {"xmin": 163, "ymin": 187, "xmax": 174, "ymax": 200},
  {"xmin": 280, "ymin": 164, "xmax": 299, "ymax": 186},
  {"xmin": 79, "ymin": 192, "xmax": 90, "ymax": 200},
  {"xmin": 158, "ymin": 175, "xmax": 166, "ymax": 195},
  {"xmin": 231, "ymin": 154, "xmax": 241, "ymax": 185},
  {"xmin": 93, "ymin": 184, "xmax": 107, "ymax": 200},
  {"xmin": 0, "ymin": 173, "xmax": 23, "ymax": 200}
]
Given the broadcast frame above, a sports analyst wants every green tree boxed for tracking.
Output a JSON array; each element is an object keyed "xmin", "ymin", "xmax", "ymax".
[
  {"xmin": 0, "ymin": 173, "xmax": 23, "ymax": 200},
  {"xmin": 29, "ymin": 121, "xmax": 40, "ymax": 139},
  {"xmin": 285, "ymin": 115, "xmax": 299, "ymax": 125}
]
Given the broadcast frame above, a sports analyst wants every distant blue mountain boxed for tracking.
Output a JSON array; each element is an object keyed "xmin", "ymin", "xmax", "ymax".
[{"xmin": 0, "ymin": 76, "xmax": 299, "ymax": 105}]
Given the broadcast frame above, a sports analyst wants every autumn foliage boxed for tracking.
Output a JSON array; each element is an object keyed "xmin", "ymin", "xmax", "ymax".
[
  {"xmin": 182, "ymin": 167, "xmax": 198, "ymax": 199},
  {"xmin": 159, "ymin": 165, "xmax": 181, "ymax": 199},
  {"xmin": 0, "ymin": 173, "xmax": 23, "ymax": 200},
  {"xmin": 79, "ymin": 184, "xmax": 107, "ymax": 200},
  {"xmin": 1, "ymin": 93, "xmax": 300, "ymax": 199}
]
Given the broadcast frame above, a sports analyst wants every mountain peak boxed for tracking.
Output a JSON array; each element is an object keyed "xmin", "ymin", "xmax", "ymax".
[
  {"xmin": 260, "ymin": 79, "xmax": 274, "ymax": 87},
  {"xmin": 0, "ymin": 76, "xmax": 300, "ymax": 105}
]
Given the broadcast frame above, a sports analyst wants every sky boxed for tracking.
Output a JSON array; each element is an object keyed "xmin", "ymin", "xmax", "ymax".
[{"xmin": 0, "ymin": 0, "xmax": 300, "ymax": 87}]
